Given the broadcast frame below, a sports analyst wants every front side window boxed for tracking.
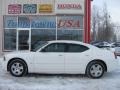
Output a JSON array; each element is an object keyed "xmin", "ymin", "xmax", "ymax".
[
  {"xmin": 67, "ymin": 44, "xmax": 89, "ymax": 52},
  {"xmin": 42, "ymin": 43, "xmax": 66, "ymax": 52},
  {"xmin": 32, "ymin": 41, "xmax": 48, "ymax": 52}
]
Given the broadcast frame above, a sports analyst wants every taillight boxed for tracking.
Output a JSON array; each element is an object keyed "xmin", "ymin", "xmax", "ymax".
[{"xmin": 114, "ymin": 52, "xmax": 117, "ymax": 59}]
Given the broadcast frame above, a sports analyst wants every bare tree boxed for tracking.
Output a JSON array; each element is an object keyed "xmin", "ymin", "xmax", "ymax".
[
  {"xmin": 92, "ymin": 4, "xmax": 115, "ymax": 42},
  {"xmin": 91, "ymin": 5, "xmax": 101, "ymax": 41},
  {"xmin": 101, "ymin": 4, "xmax": 114, "ymax": 41}
]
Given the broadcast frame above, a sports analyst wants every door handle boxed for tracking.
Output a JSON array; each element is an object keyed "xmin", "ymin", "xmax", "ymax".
[
  {"xmin": 85, "ymin": 55, "xmax": 89, "ymax": 56},
  {"xmin": 59, "ymin": 55, "xmax": 63, "ymax": 56}
]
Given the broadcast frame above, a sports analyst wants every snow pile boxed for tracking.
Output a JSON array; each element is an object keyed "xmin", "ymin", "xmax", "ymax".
[{"xmin": 0, "ymin": 58, "xmax": 120, "ymax": 90}]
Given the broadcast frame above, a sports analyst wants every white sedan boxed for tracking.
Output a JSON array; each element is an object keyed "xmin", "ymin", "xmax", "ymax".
[{"xmin": 2, "ymin": 40, "xmax": 118, "ymax": 78}]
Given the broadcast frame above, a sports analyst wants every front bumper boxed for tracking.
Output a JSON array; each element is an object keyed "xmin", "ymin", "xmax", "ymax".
[{"xmin": 1, "ymin": 57, "xmax": 8, "ymax": 71}]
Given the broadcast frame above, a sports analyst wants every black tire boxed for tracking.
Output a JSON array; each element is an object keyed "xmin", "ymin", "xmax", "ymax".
[
  {"xmin": 86, "ymin": 61, "xmax": 105, "ymax": 79},
  {"xmin": 8, "ymin": 59, "xmax": 28, "ymax": 77}
]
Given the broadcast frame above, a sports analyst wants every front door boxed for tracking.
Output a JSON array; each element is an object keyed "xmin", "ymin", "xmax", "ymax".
[
  {"xmin": 17, "ymin": 29, "xmax": 31, "ymax": 51},
  {"xmin": 34, "ymin": 43, "xmax": 66, "ymax": 73}
]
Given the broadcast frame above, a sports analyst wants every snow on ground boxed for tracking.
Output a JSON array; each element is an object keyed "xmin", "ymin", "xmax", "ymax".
[{"xmin": 0, "ymin": 58, "xmax": 120, "ymax": 90}]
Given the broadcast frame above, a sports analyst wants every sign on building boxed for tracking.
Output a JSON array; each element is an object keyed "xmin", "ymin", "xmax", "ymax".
[
  {"xmin": 31, "ymin": 16, "xmax": 56, "ymax": 28},
  {"xmin": 23, "ymin": 4, "xmax": 37, "ymax": 14},
  {"xmin": 8, "ymin": 4, "xmax": 21, "ymax": 14},
  {"xmin": 57, "ymin": 16, "xmax": 83, "ymax": 29},
  {"xmin": 55, "ymin": 0, "xmax": 84, "ymax": 14},
  {"xmin": 39, "ymin": 4, "xmax": 53, "ymax": 13}
]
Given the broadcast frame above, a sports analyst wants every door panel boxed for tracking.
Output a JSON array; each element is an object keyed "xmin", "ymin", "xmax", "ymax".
[
  {"xmin": 65, "ymin": 53, "xmax": 88, "ymax": 74},
  {"xmin": 34, "ymin": 52, "xmax": 65, "ymax": 73},
  {"xmin": 65, "ymin": 44, "xmax": 90, "ymax": 74},
  {"xmin": 34, "ymin": 43, "xmax": 66, "ymax": 73}
]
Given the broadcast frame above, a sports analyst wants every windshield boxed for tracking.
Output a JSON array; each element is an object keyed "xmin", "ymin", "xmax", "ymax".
[{"xmin": 31, "ymin": 41, "xmax": 48, "ymax": 52}]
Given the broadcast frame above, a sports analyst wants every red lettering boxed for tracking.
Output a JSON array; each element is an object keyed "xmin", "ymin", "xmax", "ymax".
[
  {"xmin": 78, "ymin": 4, "xmax": 82, "ymax": 9},
  {"xmin": 66, "ymin": 20, "xmax": 73, "ymax": 27},
  {"xmin": 73, "ymin": 20, "xmax": 80, "ymax": 27},
  {"xmin": 58, "ymin": 19, "xmax": 80, "ymax": 28},
  {"xmin": 57, "ymin": 4, "xmax": 82, "ymax": 9}
]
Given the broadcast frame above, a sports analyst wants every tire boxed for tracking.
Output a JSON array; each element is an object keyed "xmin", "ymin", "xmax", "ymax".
[
  {"xmin": 86, "ymin": 61, "xmax": 105, "ymax": 79},
  {"xmin": 8, "ymin": 59, "xmax": 28, "ymax": 77}
]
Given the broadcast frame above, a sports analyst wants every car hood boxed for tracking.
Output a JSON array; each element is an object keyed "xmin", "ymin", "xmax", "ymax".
[{"xmin": 4, "ymin": 51, "xmax": 34, "ymax": 56}]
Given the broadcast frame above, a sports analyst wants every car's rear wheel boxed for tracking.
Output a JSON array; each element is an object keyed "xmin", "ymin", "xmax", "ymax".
[
  {"xmin": 86, "ymin": 61, "xmax": 105, "ymax": 79},
  {"xmin": 8, "ymin": 59, "xmax": 27, "ymax": 77}
]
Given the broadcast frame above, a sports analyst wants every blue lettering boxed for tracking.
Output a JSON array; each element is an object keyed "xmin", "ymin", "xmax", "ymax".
[
  {"xmin": 31, "ymin": 19, "xmax": 56, "ymax": 28},
  {"xmin": 18, "ymin": 20, "xmax": 30, "ymax": 28},
  {"xmin": 7, "ymin": 20, "xmax": 17, "ymax": 28}
]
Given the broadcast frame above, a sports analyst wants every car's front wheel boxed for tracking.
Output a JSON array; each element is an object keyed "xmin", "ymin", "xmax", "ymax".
[
  {"xmin": 86, "ymin": 61, "xmax": 105, "ymax": 79},
  {"xmin": 8, "ymin": 59, "xmax": 28, "ymax": 77}
]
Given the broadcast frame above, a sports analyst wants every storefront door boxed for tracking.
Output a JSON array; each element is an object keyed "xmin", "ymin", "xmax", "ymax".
[{"xmin": 17, "ymin": 29, "xmax": 31, "ymax": 51}]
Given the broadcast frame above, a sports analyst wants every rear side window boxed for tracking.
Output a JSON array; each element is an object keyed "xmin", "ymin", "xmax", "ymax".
[{"xmin": 67, "ymin": 44, "xmax": 89, "ymax": 52}]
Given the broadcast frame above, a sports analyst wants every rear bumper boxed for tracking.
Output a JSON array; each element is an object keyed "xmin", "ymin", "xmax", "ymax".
[
  {"xmin": 116, "ymin": 53, "xmax": 120, "ymax": 56},
  {"xmin": 107, "ymin": 58, "xmax": 119, "ymax": 72}
]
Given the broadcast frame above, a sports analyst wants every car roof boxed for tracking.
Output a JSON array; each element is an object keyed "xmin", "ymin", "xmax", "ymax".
[
  {"xmin": 48, "ymin": 40, "xmax": 83, "ymax": 44},
  {"xmin": 48, "ymin": 40, "xmax": 92, "ymax": 47}
]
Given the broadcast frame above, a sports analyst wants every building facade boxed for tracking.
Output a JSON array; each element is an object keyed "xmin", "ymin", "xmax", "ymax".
[{"xmin": 0, "ymin": 0, "xmax": 91, "ymax": 55}]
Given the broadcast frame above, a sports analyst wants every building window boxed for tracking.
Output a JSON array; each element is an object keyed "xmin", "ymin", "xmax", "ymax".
[
  {"xmin": 3, "ymin": 15, "xmax": 84, "ymax": 51},
  {"xmin": 57, "ymin": 15, "xmax": 83, "ymax": 41},
  {"xmin": 57, "ymin": 30, "xmax": 83, "ymax": 41},
  {"xmin": 4, "ymin": 16, "xmax": 17, "ymax": 51},
  {"xmin": 31, "ymin": 16, "xmax": 56, "ymax": 50},
  {"xmin": 31, "ymin": 29, "xmax": 56, "ymax": 50},
  {"xmin": 4, "ymin": 16, "xmax": 17, "ymax": 28},
  {"xmin": 18, "ymin": 16, "xmax": 30, "ymax": 28},
  {"xmin": 4, "ymin": 29, "xmax": 16, "ymax": 50}
]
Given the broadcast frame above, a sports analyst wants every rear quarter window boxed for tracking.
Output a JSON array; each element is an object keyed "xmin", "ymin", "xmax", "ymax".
[{"xmin": 67, "ymin": 44, "xmax": 89, "ymax": 52}]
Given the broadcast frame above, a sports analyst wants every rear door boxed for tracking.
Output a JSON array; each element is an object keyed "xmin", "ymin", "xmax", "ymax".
[{"xmin": 65, "ymin": 44, "xmax": 89, "ymax": 74}]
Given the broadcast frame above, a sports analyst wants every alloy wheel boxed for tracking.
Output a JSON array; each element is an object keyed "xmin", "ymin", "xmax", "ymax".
[{"xmin": 11, "ymin": 62, "xmax": 24, "ymax": 76}]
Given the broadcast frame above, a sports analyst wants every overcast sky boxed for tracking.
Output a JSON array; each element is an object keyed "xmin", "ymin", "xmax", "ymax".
[{"xmin": 92, "ymin": 0, "xmax": 120, "ymax": 24}]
